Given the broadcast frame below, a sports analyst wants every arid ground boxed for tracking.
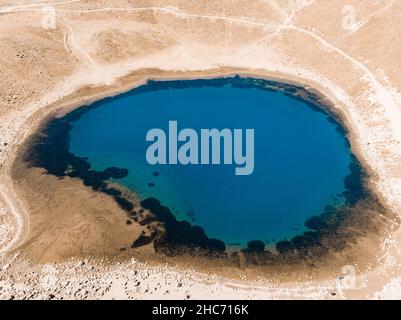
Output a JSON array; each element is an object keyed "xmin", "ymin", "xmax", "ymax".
[{"xmin": 1, "ymin": 0, "xmax": 401, "ymax": 299}]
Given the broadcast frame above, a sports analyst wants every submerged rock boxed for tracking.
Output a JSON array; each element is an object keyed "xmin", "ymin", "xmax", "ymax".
[
  {"xmin": 245, "ymin": 240, "xmax": 265, "ymax": 253},
  {"xmin": 140, "ymin": 197, "xmax": 226, "ymax": 255}
]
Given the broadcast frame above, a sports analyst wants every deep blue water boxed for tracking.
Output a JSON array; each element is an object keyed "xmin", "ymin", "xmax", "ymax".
[{"xmin": 68, "ymin": 78, "xmax": 352, "ymax": 246}]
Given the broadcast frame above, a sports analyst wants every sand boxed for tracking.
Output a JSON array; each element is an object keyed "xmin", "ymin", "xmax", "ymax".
[{"xmin": 1, "ymin": 0, "xmax": 401, "ymax": 299}]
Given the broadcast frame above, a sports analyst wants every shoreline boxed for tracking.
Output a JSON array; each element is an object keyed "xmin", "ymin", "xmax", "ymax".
[
  {"xmin": 4, "ymin": 68, "xmax": 396, "ymax": 286},
  {"xmin": 23, "ymin": 76, "xmax": 374, "ymax": 255}
]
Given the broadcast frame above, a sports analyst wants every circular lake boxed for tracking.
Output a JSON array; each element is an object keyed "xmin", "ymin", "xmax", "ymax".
[{"xmin": 67, "ymin": 77, "xmax": 354, "ymax": 247}]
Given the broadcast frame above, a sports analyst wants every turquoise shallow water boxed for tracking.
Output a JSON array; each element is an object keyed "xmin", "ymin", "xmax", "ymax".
[{"xmin": 67, "ymin": 78, "xmax": 352, "ymax": 246}]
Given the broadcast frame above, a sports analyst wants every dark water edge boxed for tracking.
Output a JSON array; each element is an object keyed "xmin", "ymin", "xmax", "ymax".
[{"xmin": 21, "ymin": 76, "xmax": 383, "ymax": 265}]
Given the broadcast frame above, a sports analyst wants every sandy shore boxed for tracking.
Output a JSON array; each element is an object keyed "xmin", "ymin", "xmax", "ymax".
[{"xmin": 1, "ymin": 0, "xmax": 401, "ymax": 299}]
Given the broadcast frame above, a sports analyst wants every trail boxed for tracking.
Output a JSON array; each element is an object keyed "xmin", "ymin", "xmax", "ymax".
[
  {"xmin": 0, "ymin": 182, "xmax": 27, "ymax": 255},
  {"xmin": 0, "ymin": 0, "xmax": 82, "ymax": 13},
  {"xmin": 63, "ymin": 20, "xmax": 97, "ymax": 68}
]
